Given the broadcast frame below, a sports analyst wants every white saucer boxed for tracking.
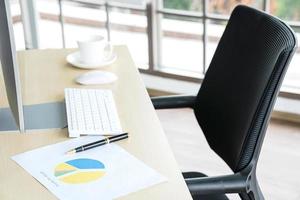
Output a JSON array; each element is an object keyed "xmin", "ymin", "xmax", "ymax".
[{"xmin": 66, "ymin": 51, "xmax": 117, "ymax": 69}]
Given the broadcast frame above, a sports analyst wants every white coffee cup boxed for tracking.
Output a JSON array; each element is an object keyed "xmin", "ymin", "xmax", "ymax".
[{"xmin": 77, "ymin": 35, "xmax": 112, "ymax": 64}]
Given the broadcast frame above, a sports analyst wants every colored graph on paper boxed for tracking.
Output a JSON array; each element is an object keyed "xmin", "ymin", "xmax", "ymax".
[{"xmin": 54, "ymin": 158, "xmax": 105, "ymax": 184}]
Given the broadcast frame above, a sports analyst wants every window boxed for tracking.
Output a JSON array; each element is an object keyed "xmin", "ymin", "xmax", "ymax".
[
  {"xmin": 12, "ymin": 0, "xmax": 300, "ymax": 93},
  {"xmin": 10, "ymin": 0, "xmax": 25, "ymax": 50},
  {"xmin": 163, "ymin": 0, "xmax": 202, "ymax": 12},
  {"xmin": 208, "ymin": 0, "xmax": 263, "ymax": 15},
  {"xmin": 36, "ymin": 0, "xmax": 63, "ymax": 48},
  {"xmin": 109, "ymin": 7, "xmax": 149, "ymax": 69},
  {"xmin": 206, "ymin": 20, "xmax": 226, "ymax": 69},
  {"xmin": 24, "ymin": 0, "xmax": 149, "ymax": 68},
  {"xmin": 160, "ymin": 15, "xmax": 203, "ymax": 75},
  {"xmin": 270, "ymin": 0, "xmax": 300, "ymax": 89},
  {"xmin": 61, "ymin": 1, "xmax": 107, "ymax": 48},
  {"xmin": 158, "ymin": 0, "xmax": 300, "ymax": 91},
  {"xmin": 157, "ymin": 0, "xmax": 263, "ymax": 74},
  {"xmin": 270, "ymin": 0, "xmax": 300, "ymax": 21}
]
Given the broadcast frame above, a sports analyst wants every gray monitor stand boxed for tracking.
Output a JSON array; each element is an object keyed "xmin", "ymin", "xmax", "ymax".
[{"xmin": 0, "ymin": 102, "xmax": 67, "ymax": 131}]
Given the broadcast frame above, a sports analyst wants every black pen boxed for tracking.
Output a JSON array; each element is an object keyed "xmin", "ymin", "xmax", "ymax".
[{"xmin": 66, "ymin": 132, "xmax": 128, "ymax": 154}]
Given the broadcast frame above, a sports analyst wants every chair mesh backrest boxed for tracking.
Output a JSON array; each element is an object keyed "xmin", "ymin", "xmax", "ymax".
[{"xmin": 194, "ymin": 5, "xmax": 297, "ymax": 172}]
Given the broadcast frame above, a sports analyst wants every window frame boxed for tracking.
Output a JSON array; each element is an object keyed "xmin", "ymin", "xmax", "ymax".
[{"xmin": 19, "ymin": 0, "xmax": 300, "ymax": 98}]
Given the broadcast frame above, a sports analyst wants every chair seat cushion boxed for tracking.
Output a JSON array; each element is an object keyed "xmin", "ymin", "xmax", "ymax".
[{"xmin": 183, "ymin": 172, "xmax": 229, "ymax": 200}]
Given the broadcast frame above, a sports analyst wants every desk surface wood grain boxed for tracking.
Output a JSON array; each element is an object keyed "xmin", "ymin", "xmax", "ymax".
[{"xmin": 0, "ymin": 46, "xmax": 192, "ymax": 200}]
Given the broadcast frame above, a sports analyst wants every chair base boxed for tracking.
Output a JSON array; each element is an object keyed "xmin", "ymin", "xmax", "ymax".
[{"xmin": 183, "ymin": 172, "xmax": 229, "ymax": 200}]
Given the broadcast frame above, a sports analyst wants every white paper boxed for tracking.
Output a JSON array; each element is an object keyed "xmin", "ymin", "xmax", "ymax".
[{"xmin": 12, "ymin": 136, "xmax": 167, "ymax": 200}]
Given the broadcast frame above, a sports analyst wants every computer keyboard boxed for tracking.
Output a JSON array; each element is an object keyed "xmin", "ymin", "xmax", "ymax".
[{"xmin": 65, "ymin": 88, "xmax": 122, "ymax": 137}]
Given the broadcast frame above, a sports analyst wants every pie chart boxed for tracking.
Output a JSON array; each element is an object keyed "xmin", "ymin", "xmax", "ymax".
[{"xmin": 54, "ymin": 158, "xmax": 105, "ymax": 184}]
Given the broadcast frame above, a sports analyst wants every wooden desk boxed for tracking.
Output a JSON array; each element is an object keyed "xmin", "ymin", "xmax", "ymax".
[{"xmin": 0, "ymin": 46, "xmax": 192, "ymax": 200}]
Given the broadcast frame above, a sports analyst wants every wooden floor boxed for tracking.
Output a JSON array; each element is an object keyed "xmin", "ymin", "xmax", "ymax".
[{"xmin": 156, "ymin": 108, "xmax": 300, "ymax": 200}]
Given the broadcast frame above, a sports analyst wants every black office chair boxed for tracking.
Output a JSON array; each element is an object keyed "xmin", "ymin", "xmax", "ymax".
[{"xmin": 151, "ymin": 5, "xmax": 297, "ymax": 200}]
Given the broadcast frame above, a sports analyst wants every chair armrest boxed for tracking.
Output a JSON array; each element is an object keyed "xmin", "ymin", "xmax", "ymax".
[
  {"xmin": 185, "ymin": 173, "xmax": 248, "ymax": 196},
  {"xmin": 151, "ymin": 95, "xmax": 196, "ymax": 109}
]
